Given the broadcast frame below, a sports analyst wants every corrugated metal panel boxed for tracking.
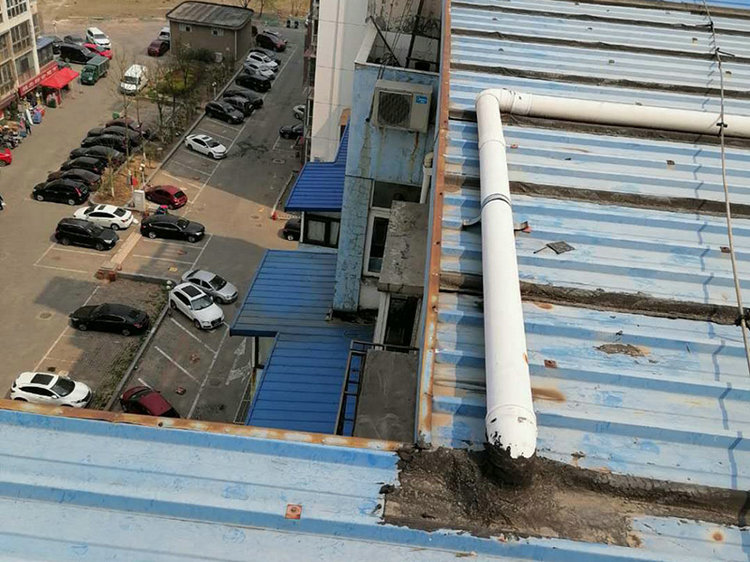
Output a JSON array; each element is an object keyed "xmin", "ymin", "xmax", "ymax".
[
  {"xmin": 452, "ymin": 34, "xmax": 750, "ymax": 93},
  {"xmin": 445, "ymin": 120, "xmax": 750, "ymax": 207},
  {"xmin": 232, "ymin": 250, "xmax": 372, "ymax": 433},
  {"xmin": 452, "ymin": 6, "xmax": 750, "ymax": 57},
  {"xmin": 285, "ymin": 126, "xmax": 349, "ymax": 212},
  {"xmin": 4, "ymin": 408, "xmax": 730, "ymax": 561},
  {"xmin": 433, "ymin": 292, "xmax": 750, "ymax": 489},
  {"xmin": 442, "ymin": 190, "xmax": 750, "ymax": 306},
  {"xmin": 167, "ymin": 1, "xmax": 252, "ymax": 28}
]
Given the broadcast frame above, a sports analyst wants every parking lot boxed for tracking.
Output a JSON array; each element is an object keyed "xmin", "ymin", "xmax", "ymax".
[{"xmin": 0, "ymin": 22, "xmax": 305, "ymax": 421}]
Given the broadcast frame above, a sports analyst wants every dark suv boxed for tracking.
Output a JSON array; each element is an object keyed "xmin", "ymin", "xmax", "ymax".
[
  {"xmin": 223, "ymin": 86, "xmax": 263, "ymax": 108},
  {"xmin": 59, "ymin": 43, "xmax": 95, "ymax": 64},
  {"xmin": 32, "ymin": 179, "xmax": 89, "ymax": 205},
  {"xmin": 235, "ymin": 72, "xmax": 271, "ymax": 92},
  {"xmin": 256, "ymin": 30, "xmax": 287, "ymax": 52},
  {"xmin": 55, "ymin": 217, "xmax": 118, "ymax": 251}
]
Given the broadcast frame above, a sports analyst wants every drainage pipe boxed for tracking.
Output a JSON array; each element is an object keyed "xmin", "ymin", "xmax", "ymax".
[
  {"xmin": 419, "ymin": 152, "xmax": 434, "ymax": 204},
  {"xmin": 483, "ymin": 89, "xmax": 750, "ymax": 138},
  {"xmin": 475, "ymin": 91, "xmax": 537, "ymax": 484}
]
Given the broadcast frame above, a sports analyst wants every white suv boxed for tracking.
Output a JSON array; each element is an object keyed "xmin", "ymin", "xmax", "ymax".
[
  {"xmin": 246, "ymin": 51, "xmax": 278, "ymax": 71},
  {"xmin": 170, "ymin": 283, "xmax": 224, "ymax": 330},
  {"xmin": 86, "ymin": 27, "xmax": 111, "ymax": 48}
]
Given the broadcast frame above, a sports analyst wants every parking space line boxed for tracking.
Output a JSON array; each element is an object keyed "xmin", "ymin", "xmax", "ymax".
[
  {"xmin": 160, "ymin": 171, "xmax": 205, "ymax": 190},
  {"xmin": 169, "ymin": 317, "xmax": 218, "ymax": 355},
  {"xmin": 271, "ymin": 136, "xmax": 281, "ymax": 151},
  {"xmin": 188, "ymin": 324, "xmax": 230, "ymax": 418},
  {"xmin": 137, "ymin": 377, "xmax": 154, "ymax": 388},
  {"xmin": 189, "ymin": 234, "xmax": 212, "ymax": 269},
  {"xmin": 131, "ymin": 254, "xmax": 194, "ymax": 265},
  {"xmin": 33, "ymin": 243, "xmax": 55, "ymax": 266},
  {"xmin": 193, "ymin": 128, "xmax": 235, "ymax": 143},
  {"xmin": 33, "ymin": 264, "xmax": 90, "ymax": 275},
  {"xmin": 138, "ymin": 238, "xmax": 208, "ymax": 250},
  {"xmin": 166, "ymin": 159, "xmax": 215, "ymax": 177},
  {"xmin": 49, "ymin": 247, "xmax": 103, "ymax": 257},
  {"xmin": 154, "ymin": 346, "xmax": 200, "ymax": 384}
]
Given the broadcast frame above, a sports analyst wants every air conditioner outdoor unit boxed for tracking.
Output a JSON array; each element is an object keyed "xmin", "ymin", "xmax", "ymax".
[{"xmin": 372, "ymin": 79, "xmax": 432, "ymax": 133}]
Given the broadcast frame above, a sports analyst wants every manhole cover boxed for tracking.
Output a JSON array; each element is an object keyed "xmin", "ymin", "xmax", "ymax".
[
  {"xmin": 38, "ymin": 312, "xmax": 52, "ymax": 319},
  {"xmin": 272, "ymin": 158, "xmax": 285, "ymax": 164}
]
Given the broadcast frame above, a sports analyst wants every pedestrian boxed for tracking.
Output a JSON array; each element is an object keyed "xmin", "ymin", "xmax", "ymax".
[{"xmin": 53, "ymin": 20, "xmax": 57, "ymax": 34}]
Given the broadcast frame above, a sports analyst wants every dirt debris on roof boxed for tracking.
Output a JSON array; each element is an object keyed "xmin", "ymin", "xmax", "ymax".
[{"xmin": 384, "ymin": 448, "xmax": 749, "ymax": 546}]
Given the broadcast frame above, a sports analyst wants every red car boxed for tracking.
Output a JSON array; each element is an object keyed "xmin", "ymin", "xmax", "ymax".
[
  {"xmin": 145, "ymin": 184, "xmax": 187, "ymax": 209},
  {"xmin": 256, "ymin": 30, "xmax": 287, "ymax": 52},
  {"xmin": 120, "ymin": 386, "xmax": 180, "ymax": 417},
  {"xmin": 83, "ymin": 42, "xmax": 112, "ymax": 59},
  {"xmin": 148, "ymin": 39, "xmax": 170, "ymax": 57},
  {"xmin": 0, "ymin": 148, "xmax": 11, "ymax": 167}
]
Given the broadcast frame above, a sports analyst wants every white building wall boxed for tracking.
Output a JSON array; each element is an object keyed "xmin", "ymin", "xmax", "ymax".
[{"xmin": 309, "ymin": 0, "xmax": 369, "ymax": 162}]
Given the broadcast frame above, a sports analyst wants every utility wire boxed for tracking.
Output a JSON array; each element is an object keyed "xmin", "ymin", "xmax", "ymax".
[{"xmin": 701, "ymin": 0, "xmax": 750, "ymax": 376}]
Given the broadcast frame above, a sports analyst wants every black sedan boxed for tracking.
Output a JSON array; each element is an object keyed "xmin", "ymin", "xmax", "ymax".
[
  {"xmin": 204, "ymin": 101, "xmax": 244, "ymax": 124},
  {"xmin": 47, "ymin": 168, "xmax": 100, "ymax": 187},
  {"xmin": 80, "ymin": 134, "xmax": 128, "ymax": 152},
  {"xmin": 61, "ymin": 157, "xmax": 107, "ymax": 175},
  {"xmin": 279, "ymin": 123, "xmax": 303, "ymax": 140},
  {"xmin": 70, "ymin": 146, "xmax": 124, "ymax": 165},
  {"xmin": 223, "ymin": 86, "xmax": 263, "ymax": 108},
  {"xmin": 69, "ymin": 303, "xmax": 150, "ymax": 336},
  {"xmin": 140, "ymin": 215, "xmax": 205, "ymax": 243}
]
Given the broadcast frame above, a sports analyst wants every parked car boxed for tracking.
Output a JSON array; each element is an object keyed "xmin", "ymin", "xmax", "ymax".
[
  {"xmin": 32, "ymin": 179, "xmax": 89, "ymax": 206},
  {"xmin": 170, "ymin": 283, "xmax": 224, "ymax": 330},
  {"xmin": 248, "ymin": 47, "xmax": 281, "ymax": 65},
  {"xmin": 246, "ymin": 51, "xmax": 278, "ymax": 71},
  {"xmin": 63, "ymin": 34, "xmax": 85, "ymax": 46},
  {"xmin": 223, "ymin": 86, "xmax": 263, "ymax": 108},
  {"xmin": 73, "ymin": 204, "xmax": 135, "ymax": 230},
  {"xmin": 185, "ymin": 134, "xmax": 227, "ymax": 159},
  {"xmin": 80, "ymin": 134, "xmax": 128, "ymax": 152},
  {"xmin": 158, "ymin": 26, "xmax": 171, "ymax": 42},
  {"xmin": 61, "ymin": 156, "xmax": 107, "ymax": 174},
  {"xmin": 222, "ymin": 95, "xmax": 255, "ymax": 117},
  {"xmin": 54, "ymin": 217, "xmax": 118, "ymax": 251},
  {"xmin": 279, "ymin": 123, "xmax": 303, "ymax": 140},
  {"xmin": 120, "ymin": 386, "xmax": 179, "ymax": 418},
  {"xmin": 144, "ymin": 185, "xmax": 187, "ymax": 209},
  {"xmin": 0, "ymin": 148, "xmax": 12, "ymax": 166},
  {"xmin": 293, "ymin": 104, "xmax": 305, "ymax": 120},
  {"xmin": 11, "ymin": 372, "xmax": 92, "ymax": 407},
  {"xmin": 256, "ymin": 30, "xmax": 287, "ymax": 51},
  {"xmin": 235, "ymin": 72, "xmax": 271, "ymax": 92},
  {"xmin": 47, "ymin": 168, "xmax": 100, "ymax": 187},
  {"xmin": 100, "ymin": 126, "xmax": 143, "ymax": 146},
  {"xmin": 120, "ymin": 64, "xmax": 148, "ymax": 95},
  {"xmin": 204, "ymin": 101, "xmax": 244, "ymax": 124},
  {"xmin": 69, "ymin": 145, "xmax": 124, "ymax": 164},
  {"xmin": 85, "ymin": 26, "xmax": 111, "ymax": 48},
  {"xmin": 181, "ymin": 269, "xmax": 238, "ymax": 304},
  {"xmin": 48, "ymin": 35, "xmax": 63, "ymax": 54},
  {"xmin": 242, "ymin": 60, "xmax": 275, "ymax": 80},
  {"xmin": 282, "ymin": 217, "xmax": 301, "ymax": 241},
  {"xmin": 80, "ymin": 55, "xmax": 110, "ymax": 85},
  {"xmin": 83, "ymin": 43, "xmax": 112, "ymax": 59},
  {"xmin": 58, "ymin": 43, "xmax": 95, "ymax": 64},
  {"xmin": 140, "ymin": 215, "xmax": 205, "ymax": 242},
  {"xmin": 69, "ymin": 303, "xmax": 150, "ymax": 335},
  {"xmin": 147, "ymin": 38, "xmax": 170, "ymax": 57},
  {"xmin": 105, "ymin": 117, "xmax": 154, "ymax": 140}
]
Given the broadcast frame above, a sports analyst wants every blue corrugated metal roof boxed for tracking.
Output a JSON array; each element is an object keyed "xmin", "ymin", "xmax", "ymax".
[
  {"xmin": 1, "ymin": 409, "xmax": 746, "ymax": 560},
  {"xmin": 231, "ymin": 250, "xmax": 372, "ymax": 433},
  {"xmin": 285, "ymin": 125, "xmax": 349, "ymax": 212},
  {"xmin": 426, "ymin": 0, "xmax": 750, "ymax": 496}
]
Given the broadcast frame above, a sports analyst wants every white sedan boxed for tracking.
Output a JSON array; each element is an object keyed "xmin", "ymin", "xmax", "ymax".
[
  {"xmin": 293, "ymin": 104, "xmax": 305, "ymax": 120},
  {"xmin": 11, "ymin": 372, "xmax": 92, "ymax": 408},
  {"xmin": 73, "ymin": 204, "xmax": 135, "ymax": 230},
  {"xmin": 243, "ymin": 60, "xmax": 275, "ymax": 79},
  {"xmin": 246, "ymin": 51, "xmax": 278, "ymax": 71},
  {"xmin": 185, "ymin": 134, "xmax": 227, "ymax": 159},
  {"xmin": 170, "ymin": 283, "xmax": 225, "ymax": 330}
]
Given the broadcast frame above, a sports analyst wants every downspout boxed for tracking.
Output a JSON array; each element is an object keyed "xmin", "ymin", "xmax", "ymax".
[
  {"xmin": 476, "ymin": 87, "xmax": 750, "ymax": 484},
  {"xmin": 419, "ymin": 152, "xmax": 433, "ymax": 203}
]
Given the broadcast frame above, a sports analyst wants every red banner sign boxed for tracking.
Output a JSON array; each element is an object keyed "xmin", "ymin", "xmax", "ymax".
[{"xmin": 18, "ymin": 61, "xmax": 59, "ymax": 97}]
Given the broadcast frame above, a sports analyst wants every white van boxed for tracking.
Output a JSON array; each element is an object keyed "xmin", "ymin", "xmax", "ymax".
[
  {"xmin": 120, "ymin": 64, "xmax": 148, "ymax": 95},
  {"xmin": 158, "ymin": 26, "xmax": 171, "ymax": 42}
]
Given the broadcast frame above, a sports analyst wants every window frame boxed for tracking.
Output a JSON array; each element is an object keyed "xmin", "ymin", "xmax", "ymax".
[
  {"xmin": 302, "ymin": 214, "xmax": 340, "ymax": 248},
  {"xmin": 362, "ymin": 210, "xmax": 390, "ymax": 276}
]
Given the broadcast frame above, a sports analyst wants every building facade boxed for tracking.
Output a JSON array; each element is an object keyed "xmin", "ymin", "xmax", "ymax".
[{"xmin": 0, "ymin": 0, "xmax": 40, "ymax": 111}]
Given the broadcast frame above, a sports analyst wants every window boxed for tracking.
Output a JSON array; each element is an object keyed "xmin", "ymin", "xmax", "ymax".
[
  {"xmin": 14, "ymin": 51, "xmax": 32, "ymax": 81},
  {"xmin": 6, "ymin": 0, "xmax": 27, "ymax": 19},
  {"xmin": 384, "ymin": 296, "xmax": 420, "ymax": 347},
  {"xmin": 10, "ymin": 20, "xmax": 31, "ymax": 53},
  {"xmin": 178, "ymin": 23, "xmax": 192, "ymax": 32},
  {"xmin": 0, "ymin": 33, "xmax": 9, "ymax": 62},
  {"xmin": 364, "ymin": 214, "xmax": 389, "ymax": 274},
  {"xmin": 211, "ymin": 27, "xmax": 224, "ymax": 36},
  {"xmin": 371, "ymin": 181, "xmax": 420, "ymax": 209},
  {"xmin": 0, "ymin": 60, "xmax": 13, "ymax": 95},
  {"xmin": 303, "ymin": 214, "xmax": 339, "ymax": 248},
  {"xmin": 37, "ymin": 42, "xmax": 53, "ymax": 66}
]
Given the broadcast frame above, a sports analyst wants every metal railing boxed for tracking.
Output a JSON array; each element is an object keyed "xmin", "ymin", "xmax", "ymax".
[{"xmin": 334, "ymin": 340, "xmax": 418, "ymax": 436}]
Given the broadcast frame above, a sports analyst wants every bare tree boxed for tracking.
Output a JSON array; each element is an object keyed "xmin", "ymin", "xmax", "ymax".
[
  {"xmin": 237, "ymin": 0, "xmax": 251, "ymax": 7},
  {"xmin": 289, "ymin": 0, "xmax": 305, "ymax": 17}
]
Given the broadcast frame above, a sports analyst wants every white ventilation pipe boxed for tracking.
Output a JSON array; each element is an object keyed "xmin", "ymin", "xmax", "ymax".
[
  {"xmin": 476, "ymin": 91, "xmax": 538, "ymax": 469},
  {"xmin": 484, "ymin": 88, "xmax": 750, "ymax": 137}
]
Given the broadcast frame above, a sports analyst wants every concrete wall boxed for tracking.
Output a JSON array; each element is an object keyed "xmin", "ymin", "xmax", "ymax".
[
  {"xmin": 309, "ymin": 0, "xmax": 368, "ymax": 162},
  {"xmin": 169, "ymin": 22, "xmax": 253, "ymax": 63},
  {"xmin": 333, "ymin": 62, "xmax": 438, "ymax": 312}
]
